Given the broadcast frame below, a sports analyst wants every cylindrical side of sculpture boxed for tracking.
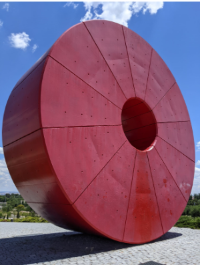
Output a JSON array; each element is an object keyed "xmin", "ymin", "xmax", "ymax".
[{"xmin": 2, "ymin": 20, "xmax": 195, "ymax": 244}]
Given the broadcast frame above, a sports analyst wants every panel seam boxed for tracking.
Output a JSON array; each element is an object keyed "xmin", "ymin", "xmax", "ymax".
[
  {"xmin": 83, "ymin": 22, "xmax": 127, "ymax": 100},
  {"xmin": 154, "ymin": 146, "xmax": 187, "ymax": 203},
  {"xmin": 151, "ymin": 82, "xmax": 176, "ymax": 111},
  {"xmin": 72, "ymin": 140, "xmax": 128, "ymax": 205},
  {"xmin": 49, "ymin": 55, "xmax": 122, "ymax": 110},
  {"xmin": 122, "ymin": 25, "xmax": 136, "ymax": 96},
  {"xmin": 3, "ymin": 125, "xmax": 123, "ymax": 147},
  {"xmin": 147, "ymin": 152, "xmax": 164, "ymax": 234},
  {"xmin": 144, "ymin": 48, "xmax": 153, "ymax": 101},
  {"xmin": 157, "ymin": 120, "xmax": 190, "ymax": 124},
  {"xmin": 122, "ymin": 150, "xmax": 137, "ymax": 241},
  {"xmin": 158, "ymin": 136, "xmax": 194, "ymax": 162},
  {"xmin": 3, "ymin": 128, "xmax": 41, "ymax": 147}
]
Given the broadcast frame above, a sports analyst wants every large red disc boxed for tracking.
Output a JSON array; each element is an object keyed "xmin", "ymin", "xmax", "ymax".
[{"xmin": 2, "ymin": 20, "xmax": 195, "ymax": 244}]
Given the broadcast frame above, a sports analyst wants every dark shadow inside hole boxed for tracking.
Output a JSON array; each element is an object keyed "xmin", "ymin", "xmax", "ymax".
[{"xmin": 121, "ymin": 98, "xmax": 157, "ymax": 151}]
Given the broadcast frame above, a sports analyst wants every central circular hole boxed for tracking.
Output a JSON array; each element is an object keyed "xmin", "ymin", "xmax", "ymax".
[{"xmin": 121, "ymin": 98, "xmax": 157, "ymax": 151}]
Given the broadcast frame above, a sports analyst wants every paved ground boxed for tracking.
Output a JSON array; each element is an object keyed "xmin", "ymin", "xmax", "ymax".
[{"xmin": 0, "ymin": 223, "xmax": 200, "ymax": 265}]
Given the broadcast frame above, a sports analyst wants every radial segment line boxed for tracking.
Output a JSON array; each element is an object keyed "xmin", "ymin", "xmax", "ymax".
[
  {"xmin": 147, "ymin": 153, "xmax": 164, "ymax": 234},
  {"xmin": 43, "ymin": 125, "xmax": 122, "ymax": 129},
  {"xmin": 144, "ymin": 48, "xmax": 153, "ymax": 101},
  {"xmin": 122, "ymin": 25, "xmax": 136, "ymax": 96},
  {"xmin": 122, "ymin": 150, "xmax": 137, "ymax": 241},
  {"xmin": 83, "ymin": 22, "xmax": 128, "ymax": 100},
  {"xmin": 154, "ymin": 146, "xmax": 187, "ymax": 203},
  {"xmin": 49, "ymin": 56, "xmax": 122, "ymax": 110},
  {"xmin": 151, "ymin": 82, "xmax": 176, "ymax": 111},
  {"xmin": 157, "ymin": 120, "xmax": 190, "ymax": 124},
  {"xmin": 157, "ymin": 136, "xmax": 194, "ymax": 162},
  {"xmin": 73, "ymin": 140, "xmax": 127, "ymax": 205}
]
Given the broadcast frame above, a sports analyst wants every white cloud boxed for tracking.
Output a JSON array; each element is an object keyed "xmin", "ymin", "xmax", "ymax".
[
  {"xmin": 196, "ymin": 160, "xmax": 200, "ymax": 166},
  {"xmin": 142, "ymin": 2, "xmax": 164, "ymax": 14},
  {"xmin": 0, "ymin": 159, "xmax": 17, "ymax": 192},
  {"xmin": 64, "ymin": 2, "xmax": 79, "ymax": 9},
  {"xmin": 191, "ymin": 166, "xmax": 200, "ymax": 194},
  {"xmin": 81, "ymin": 2, "xmax": 164, "ymax": 27},
  {"xmin": 0, "ymin": 19, "xmax": 3, "ymax": 27},
  {"xmin": 2, "ymin": 3, "xmax": 9, "ymax": 12},
  {"xmin": 32, "ymin": 44, "xmax": 38, "ymax": 53},
  {"xmin": 8, "ymin": 32, "xmax": 31, "ymax": 50},
  {"xmin": 0, "ymin": 147, "xmax": 4, "ymax": 154},
  {"xmin": 0, "ymin": 159, "xmax": 10, "ymax": 179},
  {"xmin": 196, "ymin": 141, "xmax": 200, "ymax": 151}
]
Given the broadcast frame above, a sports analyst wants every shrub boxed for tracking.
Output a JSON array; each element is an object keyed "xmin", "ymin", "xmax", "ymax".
[
  {"xmin": 13, "ymin": 216, "xmax": 48, "ymax": 223},
  {"xmin": 175, "ymin": 216, "xmax": 200, "ymax": 229},
  {"xmin": 0, "ymin": 219, "xmax": 11, "ymax": 222}
]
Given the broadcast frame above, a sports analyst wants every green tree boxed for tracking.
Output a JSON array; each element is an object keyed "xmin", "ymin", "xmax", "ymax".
[
  {"xmin": 2, "ymin": 205, "xmax": 12, "ymax": 219},
  {"xmin": 16, "ymin": 204, "xmax": 25, "ymax": 218},
  {"xmin": 13, "ymin": 210, "xmax": 17, "ymax": 219},
  {"xmin": 7, "ymin": 211, "xmax": 11, "ymax": 219},
  {"xmin": 191, "ymin": 206, "xmax": 200, "ymax": 217}
]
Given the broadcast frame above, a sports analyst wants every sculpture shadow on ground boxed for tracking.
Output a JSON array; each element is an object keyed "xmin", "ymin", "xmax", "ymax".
[{"xmin": 0, "ymin": 230, "xmax": 182, "ymax": 265}]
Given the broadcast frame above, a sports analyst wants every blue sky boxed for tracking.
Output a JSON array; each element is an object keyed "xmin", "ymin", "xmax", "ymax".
[{"xmin": 0, "ymin": 2, "xmax": 200, "ymax": 194}]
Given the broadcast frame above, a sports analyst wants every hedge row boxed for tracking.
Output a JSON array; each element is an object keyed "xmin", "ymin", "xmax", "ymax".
[
  {"xmin": 175, "ymin": 216, "xmax": 200, "ymax": 229},
  {"xmin": 0, "ymin": 217, "xmax": 48, "ymax": 223}
]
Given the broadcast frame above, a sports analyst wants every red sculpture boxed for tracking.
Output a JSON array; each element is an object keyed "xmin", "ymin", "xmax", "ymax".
[{"xmin": 2, "ymin": 20, "xmax": 195, "ymax": 244}]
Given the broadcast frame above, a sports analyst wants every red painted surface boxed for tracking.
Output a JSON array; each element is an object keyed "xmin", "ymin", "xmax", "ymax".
[
  {"xmin": 155, "ymin": 137, "xmax": 194, "ymax": 201},
  {"xmin": 2, "ymin": 20, "xmax": 195, "ymax": 244},
  {"xmin": 123, "ymin": 26, "xmax": 152, "ymax": 100},
  {"xmin": 75, "ymin": 141, "xmax": 136, "ymax": 241},
  {"xmin": 123, "ymin": 151, "xmax": 163, "ymax": 244},
  {"xmin": 147, "ymin": 147, "xmax": 188, "ymax": 234}
]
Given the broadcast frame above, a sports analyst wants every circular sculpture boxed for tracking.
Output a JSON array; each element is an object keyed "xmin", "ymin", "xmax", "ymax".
[{"xmin": 2, "ymin": 20, "xmax": 195, "ymax": 244}]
